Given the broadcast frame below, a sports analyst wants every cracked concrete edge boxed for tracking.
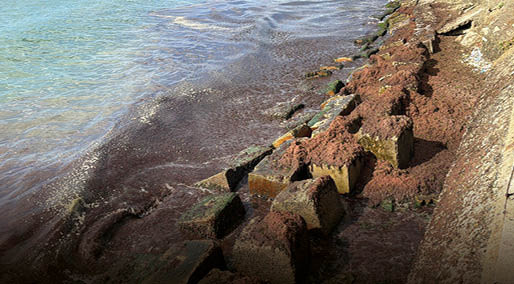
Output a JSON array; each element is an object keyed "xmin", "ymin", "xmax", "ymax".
[{"xmin": 482, "ymin": 85, "xmax": 514, "ymax": 284}]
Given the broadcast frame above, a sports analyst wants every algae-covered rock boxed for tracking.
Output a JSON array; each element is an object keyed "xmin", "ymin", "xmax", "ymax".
[
  {"xmin": 324, "ymin": 80, "xmax": 345, "ymax": 96},
  {"xmin": 272, "ymin": 124, "xmax": 312, "ymax": 149},
  {"xmin": 263, "ymin": 102, "xmax": 305, "ymax": 120},
  {"xmin": 357, "ymin": 115, "xmax": 414, "ymax": 169},
  {"xmin": 376, "ymin": 20, "xmax": 389, "ymax": 37},
  {"xmin": 381, "ymin": 197, "xmax": 395, "ymax": 212},
  {"xmin": 232, "ymin": 211, "xmax": 309, "ymax": 284},
  {"xmin": 271, "ymin": 176, "xmax": 344, "ymax": 235},
  {"xmin": 249, "ymin": 140, "xmax": 310, "ymax": 198},
  {"xmin": 309, "ymin": 94, "xmax": 359, "ymax": 137},
  {"xmin": 310, "ymin": 160, "xmax": 362, "ymax": 195},
  {"xmin": 305, "ymin": 70, "xmax": 332, "ymax": 79},
  {"xmin": 178, "ymin": 193, "xmax": 245, "ymax": 239},
  {"xmin": 109, "ymin": 240, "xmax": 225, "ymax": 284},
  {"xmin": 195, "ymin": 145, "xmax": 273, "ymax": 191}
]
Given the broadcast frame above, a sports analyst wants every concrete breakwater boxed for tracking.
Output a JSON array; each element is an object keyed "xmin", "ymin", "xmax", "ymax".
[{"xmin": 2, "ymin": 0, "xmax": 513, "ymax": 283}]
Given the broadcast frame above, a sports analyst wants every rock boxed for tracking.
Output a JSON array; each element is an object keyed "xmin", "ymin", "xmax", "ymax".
[
  {"xmin": 357, "ymin": 115, "xmax": 414, "ymax": 169},
  {"xmin": 282, "ymin": 111, "xmax": 317, "ymax": 130},
  {"xmin": 305, "ymin": 70, "xmax": 332, "ymax": 79},
  {"xmin": 116, "ymin": 240, "xmax": 226, "ymax": 284},
  {"xmin": 320, "ymin": 65, "xmax": 344, "ymax": 71},
  {"xmin": 272, "ymin": 124, "xmax": 312, "ymax": 149},
  {"xmin": 413, "ymin": 194, "xmax": 437, "ymax": 208},
  {"xmin": 271, "ymin": 176, "xmax": 344, "ymax": 235},
  {"xmin": 334, "ymin": 57, "xmax": 353, "ymax": 63},
  {"xmin": 263, "ymin": 102, "xmax": 305, "ymax": 120},
  {"xmin": 199, "ymin": 269, "xmax": 264, "ymax": 284},
  {"xmin": 362, "ymin": 47, "xmax": 379, "ymax": 58},
  {"xmin": 249, "ymin": 140, "xmax": 310, "ymax": 198},
  {"xmin": 309, "ymin": 94, "xmax": 359, "ymax": 137},
  {"xmin": 381, "ymin": 197, "xmax": 395, "ymax": 212},
  {"xmin": 309, "ymin": 159, "xmax": 363, "ymax": 195},
  {"xmin": 376, "ymin": 20, "xmax": 389, "ymax": 37},
  {"xmin": 232, "ymin": 211, "xmax": 310, "ymax": 284},
  {"xmin": 324, "ymin": 80, "xmax": 345, "ymax": 96},
  {"xmin": 195, "ymin": 145, "xmax": 273, "ymax": 191},
  {"xmin": 179, "ymin": 193, "xmax": 245, "ymax": 239}
]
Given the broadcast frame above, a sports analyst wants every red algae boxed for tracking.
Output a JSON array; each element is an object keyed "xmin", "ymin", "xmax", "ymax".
[{"xmin": 280, "ymin": 116, "xmax": 364, "ymax": 168}]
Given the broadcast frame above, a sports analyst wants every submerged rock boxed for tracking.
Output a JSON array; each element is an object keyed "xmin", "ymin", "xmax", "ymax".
[
  {"xmin": 178, "ymin": 192, "xmax": 245, "ymax": 239},
  {"xmin": 232, "ymin": 211, "xmax": 310, "ymax": 284},
  {"xmin": 112, "ymin": 240, "xmax": 226, "ymax": 284},
  {"xmin": 271, "ymin": 176, "xmax": 344, "ymax": 235},
  {"xmin": 195, "ymin": 145, "xmax": 273, "ymax": 192},
  {"xmin": 263, "ymin": 102, "xmax": 305, "ymax": 121},
  {"xmin": 357, "ymin": 115, "xmax": 414, "ymax": 169}
]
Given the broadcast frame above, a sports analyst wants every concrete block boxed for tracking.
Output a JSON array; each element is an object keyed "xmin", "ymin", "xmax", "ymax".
[
  {"xmin": 309, "ymin": 94, "xmax": 358, "ymax": 137},
  {"xmin": 309, "ymin": 159, "xmax": 362, "ymax": 194},
  {"xmin": 357, "ymin": 115, "xmax": 413, "ymax": 169},
  {"xmin": 271, "ymin": 176, "xmax": 344, "ymax": 235},
  {"xmin": 249, "ymin": 140, "xmax": 310, "ymax": 198},
  {"xmin": 179, "ymin": 193, "xmax": 245, "ymax": 239},
  {"xmin": 232, "ymin": 211, "xmax": 309, "ymax": 284},
  {"xmin": 195, "ymin": 145, "xmax": 273, "ymax": 191}
]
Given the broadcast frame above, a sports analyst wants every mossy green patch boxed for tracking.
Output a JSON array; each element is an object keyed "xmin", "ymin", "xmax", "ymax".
[
  {"xmin": 180, "ymin": 193, "xmax": 237, "ymax": 222},
  {"xmin": 324, "ymin": 80, "xmax": 344, "ymax": 96},
  {"xmin": 499, "ymin": 38, "xmax": 514, "ymax": 51}
]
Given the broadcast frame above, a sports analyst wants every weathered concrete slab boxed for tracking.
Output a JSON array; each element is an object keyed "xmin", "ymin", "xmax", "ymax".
[
  {"xmin": 179, "ymin": 193, "xmax": 245, "ymax": 239},
  {"xmin": 271, "ymin": 176, "xmax": 344, "ymax": 235},
  {"xmin": 232, "ymin": 211, "xmax": 309, "ymax": 284},
  {"xmin": 357, "ymin": 115, "xmax": 413, "ymax": 169},
  {"xmin": 310, "ymin": 159, "xmax": 362, "ymax": 194},
  {"xmin": 195, "ymin": 145, "xmax": 273, "ymax": 191},
  {"xmin": 309, "ymin": 94, "xmax": 358, "ymax": 137},
  {"xmin": 249, "ymin": 140, "xmax": 310, "ymax": 198},
  {"xmin": 272, "ymin": 124, "xmax": 312, "ymax": 149},
  {"xmin": 113, "ymin": 240, "xmax": 225, "ymax": 284}
]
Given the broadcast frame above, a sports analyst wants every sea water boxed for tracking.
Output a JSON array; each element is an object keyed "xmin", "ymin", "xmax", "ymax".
[{"xmin": 0, "ymin": 0, "xmax": 387, "ymax": 201}]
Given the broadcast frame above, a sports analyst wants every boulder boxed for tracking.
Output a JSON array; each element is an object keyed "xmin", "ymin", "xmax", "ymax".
[
  {"xmin": 179, "ymin": 193, "xmax": 245, "ymax": 239},
  {"xmin": 195, "ymin": 145, "xmax": 273, "ymax": 192},
  {"xmin": 199, "ymin": 269, "xmax": 264, "ymax": 284},
  {"xmin": 249, "ymin": 140, "xmax": 310, "ymax": 198},
  {"xmin": 271, "ymin": 176, "xmax": 344, "ymax": 235},
  {"xmin": 309, "ymin": 94, "xmax": 359, "ymax": 137},
  {"xmin": 357, "ymin": 115, "xmax": 413, "ymax": 169},
  {"xmin": 232, "ymin": 211, "xmax": 309, "ymax": 284}
]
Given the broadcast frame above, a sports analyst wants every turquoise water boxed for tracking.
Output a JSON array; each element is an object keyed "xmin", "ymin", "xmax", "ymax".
[{"xmin": 0, "ymin": 0, "xmax": 234, "ymax": 190}]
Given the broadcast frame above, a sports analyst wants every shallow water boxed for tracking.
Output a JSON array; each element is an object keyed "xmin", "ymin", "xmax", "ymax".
[{"xmin": 0, "ymin": 0, "xmax": 388, "ymax": 280}]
